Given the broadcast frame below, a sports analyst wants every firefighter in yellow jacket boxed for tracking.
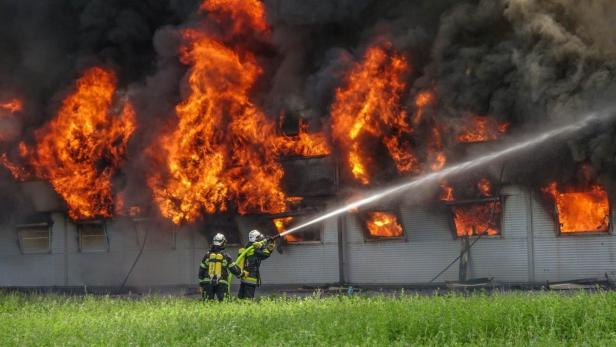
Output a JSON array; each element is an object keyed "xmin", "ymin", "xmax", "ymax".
[
  {"xmin": 236, "ymin": 229, "xmax": 276, "ymax": 299},
  {"xmin": 198, "ymin": 233, "xmax": 241, "ymax": 301}
]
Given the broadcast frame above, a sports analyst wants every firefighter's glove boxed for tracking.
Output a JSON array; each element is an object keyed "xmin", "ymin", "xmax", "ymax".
[{"xmin": 266, "ymin": 241, "xmax": 275, "ymax": 252}]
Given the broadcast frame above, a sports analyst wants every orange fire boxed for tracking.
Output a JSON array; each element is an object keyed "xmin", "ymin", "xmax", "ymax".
[
  {"xmin": 201, "ymin": 0, "xmax": 269, "ymax": 36},
  {"xmin": 365, "ymin": 211, "xmax": 404, "ymax": 238},
  {"xmin": 273, "ymin": 216, "xmax": 301, "ymax": 242},
  {"xmin": 114, "ymin": 193, "xmax": 143, "ymax": 218},
  {"xmin": 275, "ymin": 119, "xmax": 331, "ymax": 157},
  {"xmin": 147, "ymin": 28, "xmax": 288, "ymax": 224},
  {"xmin": 412, "ymin": 90, "xmax": 436, "ymax": 126},
  {"xmin": 440, "ymin": 181, "xmax": 455, "ymax": 201},
  {"xmin": 427, "ymin": 125, "xmax": 446, "ymax": 171},
  {"xmin": 457, "ymin": 116, "xmax": 509, "ymax": 143},
  {"xmin": 331, "ymin": 42, "xmax": 415, "ymax": 184},
  {"xmin": 440, "ymin": 179, "xmax": 501, "ymax": 237},
  {"xmin": 451, "ymin": 202, "xmax": 501, "ymax": 237},
  {"xmin": 541, "ymin": 182, "xmax": 610, "ymax": 233},
  {"xmin": 382, "ymin": 134, "xmax": 419, "ymax": 174},
  {"xmin": 0, "ymin": 98, "xmax": 23, "ymax": 114},
  {"xmin": 9, "ymin": 67, "xmax": 136, "ymax": 220},
  {"xmin": 478, "ymin": 178, "xmax": 492, "ymax": 197}
]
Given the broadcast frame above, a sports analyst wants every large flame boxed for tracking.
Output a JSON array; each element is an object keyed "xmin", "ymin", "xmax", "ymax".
[
  {"xmin": 331, "ymin": 42, "xmax": 415, "ymax": 184},
  {"xmin": 148, "ymin": 30, "xmax": 288, "ymax": 225},
  {"xmin": 365, "ymin": 211, "xmax": 404, "ymax": 238},
  {"xmin": 148, "ymin": 0, "xmax": 333, "ymax": 225},
  {"xmin": 542, "ymin": 182, "xmax": 610, "ymax": 233},
  {"xmin": 11, "ymin": 67, "xmax": 136, "ymax": 220},
  {"xmin": 457, "ymin": 116, "xmax": 509, "ymax": 143}
]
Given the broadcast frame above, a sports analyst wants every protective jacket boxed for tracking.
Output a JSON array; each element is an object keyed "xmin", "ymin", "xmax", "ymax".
[
  {"xmin": 198, "ymin": 245, "xmax": 241, "ymax": 286},
  {"xmin": 237, "ymin": 240, "xmax": 275, "ymax": 286}
]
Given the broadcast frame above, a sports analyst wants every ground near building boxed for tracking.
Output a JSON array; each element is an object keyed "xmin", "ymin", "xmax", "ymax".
[{"xmin": 1, "ymin": 291, "xmax": 616, "ymax": 346}]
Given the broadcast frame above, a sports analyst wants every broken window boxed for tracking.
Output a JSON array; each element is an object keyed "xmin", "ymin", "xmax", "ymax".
[
  {"xmin": 542, "ymin": 182, "xmax": 610, "ymax": 234},
  {"xmin": 77, "ymin": 222, "xmax": 109, "ymax": 252},
  {"xmin": 272, "ymin": 216, "xmax": 322, "ymax": 243},
  {"xmin": 446, "ymin": 198, "xmax": 502, "ymax": 238},
  {"xmin": 361, "ymin": 211, "xmax": 405, "ymax": 240},
  {"xmin": 17, "ymin": 224, "xmax": 51, "ymax": 254}
]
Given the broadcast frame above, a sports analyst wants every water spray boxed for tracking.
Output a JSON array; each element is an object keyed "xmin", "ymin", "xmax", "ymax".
[{"xmin": 280, "ymin": 109, "xmax": 614, "ymax": 238}]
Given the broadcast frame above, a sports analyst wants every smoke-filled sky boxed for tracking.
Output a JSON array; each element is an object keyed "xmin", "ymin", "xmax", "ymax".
[{"xmin": 1, "ymin": 0, "xmax": 616, "ymax": 222}]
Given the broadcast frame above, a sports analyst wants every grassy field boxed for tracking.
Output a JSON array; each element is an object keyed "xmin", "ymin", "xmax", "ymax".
[{"xmin": 1, "ymin": 291, "xmax": 616, "ymax": 346}]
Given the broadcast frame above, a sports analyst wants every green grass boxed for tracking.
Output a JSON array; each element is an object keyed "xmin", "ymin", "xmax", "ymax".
[{"xmin": 1, "ymin": 291, "xmax": 616, "ymax": 346}]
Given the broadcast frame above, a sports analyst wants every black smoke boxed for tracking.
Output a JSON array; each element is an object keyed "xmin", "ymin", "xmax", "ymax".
[{"xmin": 1, "ymin": 0, "xmax": 616, "ymax": 221}]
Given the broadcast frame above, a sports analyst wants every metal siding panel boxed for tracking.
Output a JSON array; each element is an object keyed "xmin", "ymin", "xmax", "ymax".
[
  {"xmin": 469, "ymin": 239, "xmax": 528, "ymax": 281},
  {"xmin": 347, "ymin": 189, "xmax": 530, "ymax": 284},
  {"xmin": 260, "ymin": 244, "xmax": 339, "ymax": 285},
  {"xmin": 346, "ymin": 205, "xmax": 459, "ymax": 284},
  {"xmin": 532, "ymin": 194, "xmax": 616, "ymax": 281},
  {"xmin": 501, "ymin": 192, "xmax": 528, "ymax": 239},
  {"xmin": 260, "ymin": 215, "xmax": 340, "ymax": 285}
]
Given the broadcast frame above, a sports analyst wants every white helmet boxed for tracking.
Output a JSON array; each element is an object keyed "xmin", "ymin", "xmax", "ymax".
[
  {"xmin": 212, "ymin": 233, "xmax": 226, "ymax": 247},
  {"xmin": 248, "ymin": 229, "xmax": 264, "ymax": 243}
]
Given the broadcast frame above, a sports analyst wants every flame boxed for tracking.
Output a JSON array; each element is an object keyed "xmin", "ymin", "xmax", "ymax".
[
  {"xmin": 148, "ymin": 22, "xmax": 289, "ymax": 224},
  {"xmin": 412, "ymin": 90, "xmax": 436, "ymax": 126},
  {"xmin": 114, "ymin": 193, "xmax": 143, "ymax": 217},
  {"xmin": 12, "ymin": 67, "xmax": 136, "ymax": 220},
  {"xmin": 382, "ymin": 134, "xmax": 419, "ymax": 173},
  {"xmin": 201, "ymin": 0, "xmax": 269, "ymax": 36},
  {"xmin": 427, "ymin": 125, "xmax": 446, "ymax": 171},
  {"xmin": 275, "ymin": 119, "xmax": 331, "ymax": 157},
  {"xmin": 273, "ymin": 216, "xmax": 301, "ymax": 242},
  {"xmin": 451, "ymin": 202, "xmax": 502, "ymax": 237},
  {"xmin": 440, "ymin": 179, "xmax": 501, "ymax": 237},
  {"xmin": 440, "ymin": 181, "xmax": 455, "ymax": 201},
  {"xmin": 477, "ymin": 178, "xmax": 492, "ymax": 197},
  {"xmin": 542, "ymin": 182, "xmax": 610, "ymax": 233},
  {"xmin": 331, "ymin": 42, "xmax": 413, "ymax": 184},
  {"xmin": 365, "ymin": 211, "xmax": 404, "ymax": 237},
  {"xmin": 0, "ymin": 98, "xmax": 23, "ymax": 113},
  {"xmin": 457, "ymin": 116, "xmax": 509, "ymax": 143}
]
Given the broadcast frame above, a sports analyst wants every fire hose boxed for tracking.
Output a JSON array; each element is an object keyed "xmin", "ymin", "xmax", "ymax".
[{"xmin": 225, "ymin": 235, "xmax": 280, "ymax": 296}]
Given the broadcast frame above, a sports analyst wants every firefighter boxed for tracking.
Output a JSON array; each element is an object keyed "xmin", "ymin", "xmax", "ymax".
[
  {"xmin": 198, "ymin": 233, "xmax": 241, "ymax": 301},
  {"xmin": 236, "ymin": 229, "xmax": 276, "ymax": 299}
]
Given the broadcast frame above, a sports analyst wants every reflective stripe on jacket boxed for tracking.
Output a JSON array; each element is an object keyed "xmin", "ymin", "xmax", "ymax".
[
  {"xmin": 238, "ymin": 241, "xmax": 273, "ymax": 285},
  {"xmin": 198, "ymin": 247, "xmax": 240, "ymax": 285}
]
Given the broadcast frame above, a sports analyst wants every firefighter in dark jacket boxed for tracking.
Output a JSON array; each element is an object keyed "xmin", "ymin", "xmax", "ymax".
[
  {"xmin": 198, "ymin": 233, "xmax": 241, "ymax": 301},
  {"xmin": 237, "ymin": 229, "xmax": 276, "ymax": 299}
]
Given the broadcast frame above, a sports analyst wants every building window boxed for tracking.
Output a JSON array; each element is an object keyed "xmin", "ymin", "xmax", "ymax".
[
  {"xmin": 272, "ymin": 216, "xmax": 322, "ymax": 243},
  {"xmin": 446, "ymin": 198, "xmax": 502, "ymax": 238},
  {"xmin": 361, "ymin": 211, "xmax": 405, "ymax": 240},
  {"xmin": 17, "ymin": 224, "xmax": 51, "ymax": 254},
  {"xmin": 541, "ymin": 182, "xmax": 610, "ymax": 234},
  {"xmin": 78, "ymin": 222, "xmax": 109, "ymax": 252}
]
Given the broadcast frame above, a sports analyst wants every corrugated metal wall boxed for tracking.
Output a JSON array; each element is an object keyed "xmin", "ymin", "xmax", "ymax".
[
  {"xmin": 531, "ymin": 191, "xmax": 616, "ymax": 282},
  {"xmin": 344, "ymin": 186, "xmax": 530, "ymax": 284},
  {"xmin": 236, "ymin": 215, "xmax": 340, "ymax": 285},
  {"xmin": 2, "ymin": 185, "xmax": 616, "ymax": 287}
]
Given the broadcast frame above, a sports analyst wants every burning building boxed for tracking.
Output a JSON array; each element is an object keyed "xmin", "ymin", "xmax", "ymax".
[{"xmin": 1, "ymin": 0, "xmax": 616, "ymax": 290}]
